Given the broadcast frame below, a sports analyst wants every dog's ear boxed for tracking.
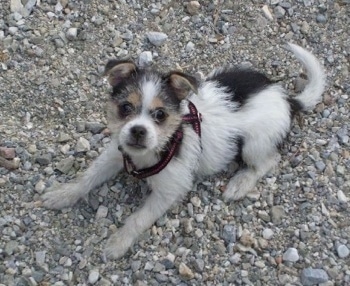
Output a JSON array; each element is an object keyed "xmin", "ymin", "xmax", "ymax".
[
  {"xmin": 104, "ymin": 60, "xmax": 137, "ymax": 87},
  {"xmin": 166, "ymin": 71, "xmax": 198, "ymax": 100}
]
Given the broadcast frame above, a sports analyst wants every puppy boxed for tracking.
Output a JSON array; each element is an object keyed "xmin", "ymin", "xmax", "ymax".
[{"xmin": 41, "ymin": 43, "xmax": 325, "ymax": 259}]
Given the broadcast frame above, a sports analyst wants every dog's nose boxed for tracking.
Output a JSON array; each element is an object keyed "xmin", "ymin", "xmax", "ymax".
[{"xmin": 130, "ymin": 125, "xmax": 147, "ymax": 139}]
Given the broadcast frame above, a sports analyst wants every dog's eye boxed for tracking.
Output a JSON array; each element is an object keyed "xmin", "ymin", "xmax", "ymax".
[
  {"xmin": 119, "ymin": 102, "xmax": 134, "ymax": 117},
  {"xmin": 152, "ymin": 109, "xmax": 168, "ymax": 123}
]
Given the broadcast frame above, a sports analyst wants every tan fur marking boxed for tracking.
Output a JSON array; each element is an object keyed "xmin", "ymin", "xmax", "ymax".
[
  {"xmin": 150, "ymin": 97, "xmax": 165, "ymax": 109},
  {"xmin": 127, "ymin": 92, "xmax": 142, "ymax": 107}
]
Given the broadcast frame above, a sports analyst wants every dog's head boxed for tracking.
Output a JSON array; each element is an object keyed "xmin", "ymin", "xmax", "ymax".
[{"xmin": 104, "ymin": 60, "xmax": 198, "ymax": 156}]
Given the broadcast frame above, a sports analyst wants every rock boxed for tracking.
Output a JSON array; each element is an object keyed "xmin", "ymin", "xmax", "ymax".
[
  {"xmin": 131, "ymin": 260, "xmax": 141, "ymax": 272},
  {"xmin": 262, "ymin": 5, "xmax": 274, "ymax": 21},
  {"xmin": 178, "ymin": 262, "xmax": 194, "ymax": 280},
  {"xmin": 301, "ymin": 268, "xmax": 329, "ymax": 285},
  {"xmin": 66, "ymin": 28, "xmax": 78, "ymax": 41},
  {"xmin": 55, "ymin": 1, "xmax": 63, "ymax": 12},
  {"xmin": 258, "ymin": 210, "xmax": 270, "ymax": 222},
  {"xmin": 5, "ymin": 240, "xmax": 18, "ymax": 255},
  {"xmin": 55, "ymin": 157, "xmax": 74, "ymax": 174},
  {"xmin": 35, "ymin": 251, "xmax": 46, "ymax": 265},
  {"xmin": 186, "ymin": 1, "xmax": 200, "ymax": 15},
  {"xmin": 76, "ymin": 137, "xmax": 90, "ymax": 152},
  {"xmin": 190, "ymin": 196, "xmax": 201, "ymax": 207},
  {"xmin": 144, "ymin": 261, "xmax": 154, "ymax": 271},
  {"xmin": 274, "ymin": 6, "xmax": 286, "ymax": 19},
  {"xmin": 229, "ymin": 253, "xmax": 241, "ymax": 264},
  {"xmin": 222, "ymin": 224, "xmax": 236, "ymax": 244},
  {"xmin": 0, "ymin": 147, "xmax": 16, "ymax": 159},
  {"xmin": 193, "ymin": 258, "xmax": 204, "ymax": 273},
  {"xmin": 10, "ymin": 0, "xmax": 28, "ymax": 17},
  {"xmin": 25, "ymin": 0, "xmax": 37, "ymax": 12},
  {"xmin": 303, "ymin": 0, "xmax": 312, "ymax": 6},
  {"xmin": 271, "ymin": 205, "xmax": 285, "ymax": 224},
  {"xmin": 336, "ymin": 244, "xmax": 349, "ymax": 258},
  {"xmin": 88, "ymin": 269, "xmax": 100, "ymax": 284},
  {"xmin": 262, "ymin": 228, "xmax": 274, "ymax": 240},
  {"xmin": 279, "ymin": 2, "xmax": 291, "ymax": 9},
  {"xmin": 283, "ymin": 248, "xmax": 299, "ymax": 262},
  {"xmin": 337, "ymin": 190, "xmax": 348, "ymax": 203},
  {"xmin": 315, "ymin": 161, "xmax": 326, "ymax": 171},
  {"xmin": 146, "ymin": 32, "xmax": 168, "ymax": 47},
  {"xmin": 85, "ymin": 122, "xmax": 105, "ymax": 134},
  {"xmin": 121, "ymin": 30, "xmax": 133, "ymax": 41},
  {"xmin": 185, "ymin": 41, "xmax": 195, "ymax": 52},
  {"xmin": 57, "ymin": 133, "xmax": 71, "ymax": 143},
  {"xmin": 35, "ymin": 154, "xmax": 52, "ymax": 165},
  {"xmin": 95, "ymin": 205, "xmax": 109, "ymax": 220},
  {"xmin": 316, "ymin": 14, "xmax": 327, "ymax": 23},
  {"xmin": 35, "ymin": 180, "xmax": 46, "ymax": 194},
  {"xmin": 183, "ymin": 218, "xmax": 193, "ymax": 234},
  {"xmin": 138, "ymin": 51, "xmax": 153, "ymax": 67}
]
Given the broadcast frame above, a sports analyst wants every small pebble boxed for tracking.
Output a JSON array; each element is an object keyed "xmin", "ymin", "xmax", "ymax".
[
  {"xmin": 138, "ymin": 51, "xmax": 153, "ymax": 67},
  {"xmin": 95, "ymin": 205, "xmax": 109, "ymax": 220},
  {"xmin": 336, "ymin": 244, "xmax": 349, "ymax": 258},
  {"xmin": 186, "ymin": 1, "xmax": 200, "ymax": 15},
  {"xmin": 146, "ymin": 32, "xmax": 168, "ymax": 47},
  {"xmin": 262, "ymin": 228, "xmax": 274, "ymax": 240},
  {"xmin": 283, "ymin": 248, "xmax": 299, "ymax": 262},
  {"xmin": 88, "ymin": 269, "xmax": 100, "ymax": 284},
  {"xmin": 178, "ymin": 262, "xmax": 194, "ymax": 280}
]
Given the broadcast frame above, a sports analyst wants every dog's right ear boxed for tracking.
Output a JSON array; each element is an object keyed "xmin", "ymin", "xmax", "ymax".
[{"xmin": 104, "ymin": 60, "xmax": 137, "ymax": 87}]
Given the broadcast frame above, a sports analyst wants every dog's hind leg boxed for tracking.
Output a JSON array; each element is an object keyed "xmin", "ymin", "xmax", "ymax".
[{"xmin": 223, "ymin": 148, "xmax": 280, "ymax": 201}]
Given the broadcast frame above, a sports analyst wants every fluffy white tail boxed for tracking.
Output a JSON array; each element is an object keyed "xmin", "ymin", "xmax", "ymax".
[{"xmin": 287, "ymin": 43, "xmax": 326, "ymax": 110}]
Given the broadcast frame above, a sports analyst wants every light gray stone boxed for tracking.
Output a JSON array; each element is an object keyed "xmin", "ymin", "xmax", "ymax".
[
  {"xmin": 283, "ymin": 247, "xmax": 299, "ymax": 262},
  {"xmin": 76, "ymin": 137, "xmax": 90, "ymax": 152},
  {"xmin": 66, "ymin": 28, "xmax": 78, "ymax": 41},
  {"xmin": 336, "ymin": 244, "xmax": 349, "ymax": 258},
  {"xmin": 262, "ymin": 228, "xmax": 274, "ymax": 240},
  {"xmin": 55, "ymin": 157, "xmax": 74, "ymax": 174},
  {"xmin": 95, "ymin": 205, "xmax": 109, "ymax": 220},
  {"xmin": 138, "ymin": 51, "xmax": 153, "ymax": 67},
  {"xmin": 222, "ymin": 224, "xmax": 236, "ymax": 244},
  {"xmin": 301, "ymin": 268, "xmax": 329, "ymax": 285},
  {"xmin": 146, "ymin": 32, "xmax": 168, "ymax": 47},
  {"xmin": 88, "ymin": 269, "xmax": 100, "ymax": 284}
]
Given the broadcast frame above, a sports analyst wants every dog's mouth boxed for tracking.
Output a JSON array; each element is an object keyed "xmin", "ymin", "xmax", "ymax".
[{"xmin": 126, "ymin": 142, "xmax": 147, "ymax": 149}]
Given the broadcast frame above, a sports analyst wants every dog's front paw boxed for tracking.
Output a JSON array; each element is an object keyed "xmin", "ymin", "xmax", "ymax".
[
  {"xmin": 103, "ymin": 228, "xmax": 135, "ymax": 260},
  {"xmin": 41, "ymin": 183, "xmax": 82, "ymax": 209}
]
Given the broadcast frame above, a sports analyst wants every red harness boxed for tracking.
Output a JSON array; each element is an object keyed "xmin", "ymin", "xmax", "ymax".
[{"xmin": 121, "ymin": 101, "xmax": 202, "ymax": 179}]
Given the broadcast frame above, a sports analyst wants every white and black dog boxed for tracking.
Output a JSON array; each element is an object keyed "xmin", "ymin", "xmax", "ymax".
[{"xmin": 41, "ymin": 43, "xmax": 325, "ymax": 259}]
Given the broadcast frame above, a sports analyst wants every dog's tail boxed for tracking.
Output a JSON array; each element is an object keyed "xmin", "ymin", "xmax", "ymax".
[{"xmin": 287, "ymin": 43, "xmax": 326, "ymax": 111}]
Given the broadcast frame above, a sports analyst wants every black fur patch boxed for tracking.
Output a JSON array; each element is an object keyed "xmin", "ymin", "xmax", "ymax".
[
  {"xmin": 208, "ymin": 68, "xmax": 273, "ymax": 106},
  {"xmin": 234, "ymin": 136, "xmax": 245, "ymax": 167},
  {"xmin": 288, "ymin": 98, "xmax": 303, "ymax": 116}
]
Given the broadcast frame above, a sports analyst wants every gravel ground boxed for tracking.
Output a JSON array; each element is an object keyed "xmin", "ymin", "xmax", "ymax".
[{"xmin": 1, "ymin": 0, "xmax": 349, "ymax": 285}]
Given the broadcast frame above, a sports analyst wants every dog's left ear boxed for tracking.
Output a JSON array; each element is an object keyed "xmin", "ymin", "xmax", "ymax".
[
  {"xmin": 104, "ymin": 60, "xmax": 137, "ymax": 87},
  {"xmin": 166, "ymin": 71, "xmax": 198, "ymax": 100}
]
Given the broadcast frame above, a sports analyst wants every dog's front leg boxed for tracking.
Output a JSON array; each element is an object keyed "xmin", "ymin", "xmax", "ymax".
[
  {"xmin": 41, "ymin": 139, "xmax": 123, "ymax": 209},
  {"xmin": 104, "ymin": 179, "xmax": 189, "ymax": 260}
]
